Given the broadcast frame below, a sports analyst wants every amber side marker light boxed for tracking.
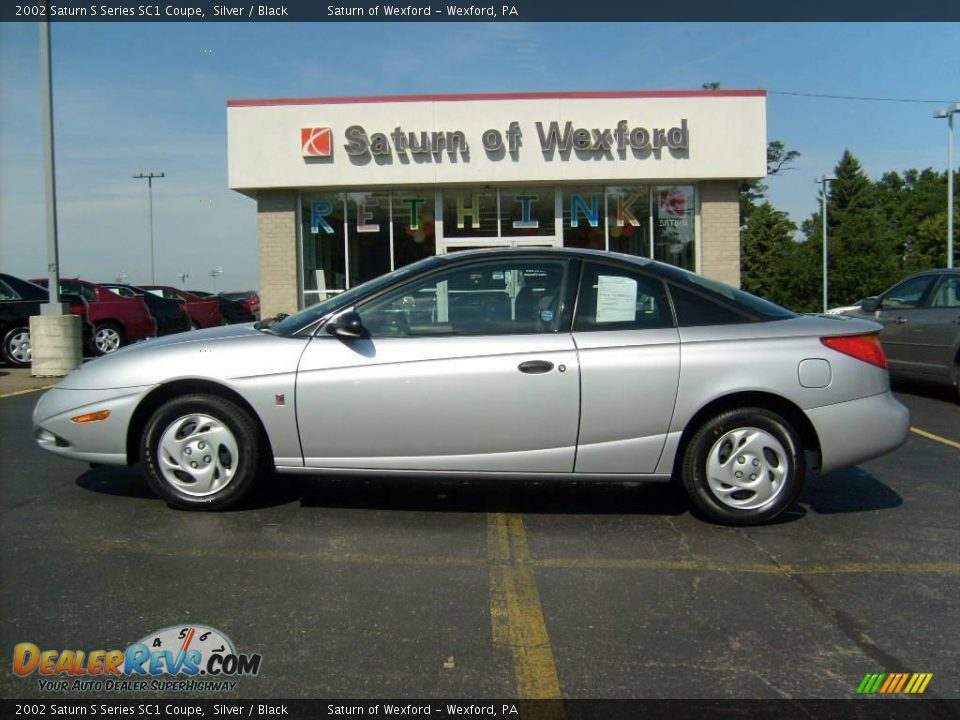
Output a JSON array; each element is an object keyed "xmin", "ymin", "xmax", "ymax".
[
  {"xmin": 821, "ymin": 334, "xmax": 888, "ymax": 369},
  {"xmin": 70, "ymin": 410, "xmax": 112, "ymax": 423}
]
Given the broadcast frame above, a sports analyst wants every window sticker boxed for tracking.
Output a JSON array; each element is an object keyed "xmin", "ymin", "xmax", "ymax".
[{"xmin": 595, "ymin": 275, "xmax": 637, "ymax": 323}]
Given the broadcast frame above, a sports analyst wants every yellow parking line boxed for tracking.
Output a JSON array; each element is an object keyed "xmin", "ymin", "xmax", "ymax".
[
  {"xmin": 81, "ymin": 538, "xmax": 960, "ymax": 577},
  {"xmin": 910, "ymin": 426, "xmax": 960, "ymax": 450},
  {"xmin": 532, "ymin": 558, "xmax": 960, "ymax": 575},
  {"xmin": 0, "ymin": 384, "xmax": 55, "ymax": 400},
  {"xmin": 487, "ymin": 513, "xmax": 563, "ymax": 701}
]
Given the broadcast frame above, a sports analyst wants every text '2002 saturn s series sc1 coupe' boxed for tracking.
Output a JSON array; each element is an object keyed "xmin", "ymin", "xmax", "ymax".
[{"xmin": 33, "ymin": 249, "xmax": 910, "ymax": 525}]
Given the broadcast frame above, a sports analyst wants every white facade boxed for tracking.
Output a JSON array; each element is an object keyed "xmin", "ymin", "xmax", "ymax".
[{"xmin": 228, "ymin": 91, "xmax": 767, "ymax": 191}]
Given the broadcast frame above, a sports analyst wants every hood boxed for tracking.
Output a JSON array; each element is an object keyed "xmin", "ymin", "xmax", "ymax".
[{"xmin": 57, "ymin": 324, "xmax": 307, "ymax": 390}]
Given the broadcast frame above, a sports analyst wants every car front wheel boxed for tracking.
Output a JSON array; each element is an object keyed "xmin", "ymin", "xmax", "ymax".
[
  {"xmin": 2, "ymin": 326, "xmax": 32, "ymax": 367},
  {"xmin": 681, "ymin": 407, "xmax": 805, "ymax": 526},
  {"xmin": 141, "ymin": 394, "xmax": 262, "ymax": 510}
]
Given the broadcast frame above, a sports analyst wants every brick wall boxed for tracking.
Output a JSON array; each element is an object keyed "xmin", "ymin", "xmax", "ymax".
[
  {"xmin": 699, "ymin": 181, "xmax": 742, "ymax": 288},
  {"xmin": 257, "ymin": 190, "xmax": 298, "ymax": 318}
]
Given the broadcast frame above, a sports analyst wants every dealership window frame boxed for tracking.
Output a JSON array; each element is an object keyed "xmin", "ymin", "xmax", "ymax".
[{"xmin": 297, "ymin": 185, "xmax": 699, "ymax": 310}]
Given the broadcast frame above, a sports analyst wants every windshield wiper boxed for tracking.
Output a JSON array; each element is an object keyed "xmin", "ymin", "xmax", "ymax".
[{"xmin": 254, "ymin": 313, "xmax": 288, "ymax": 332}]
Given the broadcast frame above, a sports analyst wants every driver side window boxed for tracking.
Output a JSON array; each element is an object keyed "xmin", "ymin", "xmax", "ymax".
[
  {"xmin": 358, "ymin": 258, "xmax": 572, "ymax": 337},
  {"xmin": 881, "ymin": 275, "xmax": 935, "ymax": 310}
]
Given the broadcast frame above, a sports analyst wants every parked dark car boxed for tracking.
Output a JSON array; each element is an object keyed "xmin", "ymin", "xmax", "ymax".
[
  {"xmin": 31, "ymin": 278, "xmax": 157, "ymax": 355},
  {"xmin": 219, "ymin": 290, "xmax": 260, "ymax": 320},
  {"xmin": 101, "ymin": 283, "xmax": 192, "ymax": 337},
  {"xmin": 842, "ymin": 268, "xmax": 960, "ymax": 399},
  {"xmin": 0, "ymin": 273, "xmax": 92, "ymax": 367},
  {"xmin": 141, "ymin": 286, "xmax": 222, "ymax": 328},
  {"xmin": 189, "ymin": 290, "xmax": 255, "ymax": 325}
]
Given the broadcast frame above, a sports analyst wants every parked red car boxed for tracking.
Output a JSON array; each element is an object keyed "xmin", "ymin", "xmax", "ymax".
[
  {"xmin": 31, "ymin": 278, "xmax": 157, "ymax": 355},
  {"xmin": 142, "ymin": 286, "xmax": 222, "ymax": 328},
  {"xmin": 219, "ymin": 290, "xmax": 261, "ymax": 320}
]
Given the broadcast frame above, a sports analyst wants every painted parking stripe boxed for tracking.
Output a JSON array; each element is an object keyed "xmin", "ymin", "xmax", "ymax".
[
  {"xmin": 486, "ymin": 513, "xmax": 563, "ymax": 701},
  {"xmin": 0, "ymin": 384, "xmax": 55, "ymax": 400},
  {"xmin": 78, "ymin": 538, "xmax": 960, "ymax": 576},
  {"xmin": 910, "ymin": 426, "xmax": 960, "ymax": 450}
]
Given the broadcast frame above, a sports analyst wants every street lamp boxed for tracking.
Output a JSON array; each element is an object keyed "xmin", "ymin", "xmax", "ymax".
[
  {"xmin": 209, "ymin": 266, "xmax": 223, "ymax": 293},
  {"xmin": 178, "ymin": 272, "xmax": 190, "ymax": 289},
  {"xmin": 816, "ymin": 175, "xmax": 837, "ymax": 313},
  {"xmin": 934, "ymin": 103, "xmax": 960, "ymax": 269},
  {"xmin": 133, "ymin": 171, "xmax": 165, "ymax": 283}
]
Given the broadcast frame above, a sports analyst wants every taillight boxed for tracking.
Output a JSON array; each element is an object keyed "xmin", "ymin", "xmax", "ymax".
[{"xmin": 821, "ymin": 334, "xmax": 887, "ymax": 369}]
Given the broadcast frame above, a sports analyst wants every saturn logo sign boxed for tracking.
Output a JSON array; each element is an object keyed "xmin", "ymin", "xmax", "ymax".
[{"xmin": 301, "ymin": 127, "xmax": 332, "ymax": 158}]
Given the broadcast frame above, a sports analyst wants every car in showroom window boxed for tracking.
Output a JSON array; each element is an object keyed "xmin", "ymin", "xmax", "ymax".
[{"xmin": 33, "ymin": 248, "xmax": 909, "ymax": 526}]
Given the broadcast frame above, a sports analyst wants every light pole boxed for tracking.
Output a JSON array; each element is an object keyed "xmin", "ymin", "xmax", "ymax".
[
  {"xmin": 934, "ymin": 103, "xmax": 960, "ymax": 269},
  {"xmin": 178, "ymin": 272, "xmax": 190, "ymax": 289},
  {"xmin": 816, "ymin": 175, "xmax": 837, "ymax": 313},
  {"xmin": 133, "ymin": 171, "xmax": 165, "ymax": 283},
  {"xmin": 209, "ymin": 266, "xmax": 223, "ymax": 293}
]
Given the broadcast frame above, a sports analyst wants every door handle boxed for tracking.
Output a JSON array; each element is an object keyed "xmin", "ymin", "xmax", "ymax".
[
  {"xmin": 518, "ymin": 360, "xmax": 554, "ymax": 374},
  {"xmin": 894, "ymin": 316, "xmax": 908, "ymax": 324}
]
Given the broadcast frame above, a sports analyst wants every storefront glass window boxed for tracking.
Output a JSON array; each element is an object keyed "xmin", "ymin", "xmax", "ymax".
[
  {"xmin": 302, "ymin": 193, "xmax": 346, "ymax": 304},
  {"xmin": 500, "ymin": 186, "xmax": 556, "ymax": 238},
  {"xmin": 561, "ymin": 187, "xmax": 604, "ymax": 250},
  {"xmin": 392, "ymin": 190, "xmax": 437, "ymax": 269},
  {"xmin": 442, "ymin": 188, "xmax": 498, "ymax": 238},
  {"xmin": 653, "ymin": 185, "xmax": 696, "ymax": 271},
  {"xmin": 347, "ymin": 191, "xmax": 391, "ymax": 286},
  {"xmin": 605, "ymin": 186, "xmax": 651, "ymax": 258}
]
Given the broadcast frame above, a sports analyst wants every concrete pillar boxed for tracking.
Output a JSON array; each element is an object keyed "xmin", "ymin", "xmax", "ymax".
[
  {"xmin": 699, "ymin": 180, "xmax": 742, "ymax": 288},
  {"xmin": 30, "ymin": 314, "xmax": 82, "ymax": 377},
  {"xmin": 257, "ymin": 190, "xmax": 299, "ymax": 318}
]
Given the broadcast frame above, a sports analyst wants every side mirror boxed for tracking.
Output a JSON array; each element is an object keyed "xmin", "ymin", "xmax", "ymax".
[
  {"xmin": 860, "ymin": 297, "xmax": 880, "ymax": 312},
  {"xmin": 326, "ymin": 310, "xmax": 365, "ymax": 339}
]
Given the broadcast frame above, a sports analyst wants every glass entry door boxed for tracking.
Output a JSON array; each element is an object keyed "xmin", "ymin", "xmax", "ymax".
[{"xmin": 437, "ymin": 186, "xmax": 562, "ymax": 254}]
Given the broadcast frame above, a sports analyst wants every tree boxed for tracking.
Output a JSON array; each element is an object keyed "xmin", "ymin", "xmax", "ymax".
[
  {"xmin": 740, "ymin": 202, "xmax": 801, "ymax": 307},
  {"xmin": 741, "ymin": 141, "xmax": 802, "ymax": 224},
  {"xmin": 802, "ymin": 150, "xmax": 901, "ymax": 305}
]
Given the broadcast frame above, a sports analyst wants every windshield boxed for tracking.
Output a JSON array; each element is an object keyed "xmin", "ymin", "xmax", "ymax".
[{"xmin": 270, "ymin": 255, "xmax": 447, "ymax": 336}]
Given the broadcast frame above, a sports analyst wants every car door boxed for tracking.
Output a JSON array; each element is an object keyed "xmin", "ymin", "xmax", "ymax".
[
  {"xmin": 571, "ymin": 260, "xmax": 680, "ymax": 473},
  {"xmin": 902, "ymin": 273, "xmax": 960, "ymax": 380},
  {"xmin": 874, "ymin": 274, "xmax": 939, "ymax": 375},
  {"xmin": 295, "ymin": 256, "xmax": 581, "ymax": 472}
]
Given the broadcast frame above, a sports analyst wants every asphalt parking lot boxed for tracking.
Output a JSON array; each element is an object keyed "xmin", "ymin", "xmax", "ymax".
[{"xmin": 1, "ymin": 369, "xmax": 957, "ymax": 700}]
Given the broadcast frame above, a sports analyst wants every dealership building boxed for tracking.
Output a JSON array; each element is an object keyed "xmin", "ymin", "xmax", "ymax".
[{"xmin": 226, "ymin": 90, "xmax": 767, "ymax": 317}]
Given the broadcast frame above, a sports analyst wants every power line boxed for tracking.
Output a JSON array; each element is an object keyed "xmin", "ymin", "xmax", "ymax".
[{"xmin": 769, "ymin": 90, "xmax": 957, "ymax": 104}]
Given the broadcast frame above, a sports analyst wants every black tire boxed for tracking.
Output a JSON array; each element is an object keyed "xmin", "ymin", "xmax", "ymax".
[
  {"xmin": 680, "ymin": 407, "xmax": 805, "ymax": 526},
  {"xmin": 2, "ymin": 326, "xmax": 32, "ymax": 368},
  {"xmin": 92, "ymin": 322, "xmax": 126, "ymax": 356},
  {"xmin": 141, "ymin": 393, "xmax": 262, "ymax": 510}
]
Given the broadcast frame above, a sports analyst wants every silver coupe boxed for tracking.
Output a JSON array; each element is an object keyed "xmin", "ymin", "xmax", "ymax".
[{"xmin": 33, "ymin": 249, "xmax": 910, "ymax": 525}]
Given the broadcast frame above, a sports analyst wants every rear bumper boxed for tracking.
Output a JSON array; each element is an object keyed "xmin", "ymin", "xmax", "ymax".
[{"xmin": 807, "ymin": 391, "xmax": 910, "ymax": 475}]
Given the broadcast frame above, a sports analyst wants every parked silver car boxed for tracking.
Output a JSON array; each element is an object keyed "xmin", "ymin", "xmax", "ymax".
[
  {"xmin": 33, "ymin": 249, "xmax": 909, "ymax": 525},
  {"xmin": 842, "ymin": 268, "xmax": 960, "ymax": 400}
]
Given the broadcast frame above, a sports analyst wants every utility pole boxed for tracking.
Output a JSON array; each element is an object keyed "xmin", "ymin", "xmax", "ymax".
[{"xmin": 133, "ymin": 171, "xmax": 165, "ymax": 283}]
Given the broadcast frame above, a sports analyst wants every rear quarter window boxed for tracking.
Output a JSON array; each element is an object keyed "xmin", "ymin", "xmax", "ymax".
[{"xmin": 666, "ymin": 275, "xmax": 795, "ymax": 327}]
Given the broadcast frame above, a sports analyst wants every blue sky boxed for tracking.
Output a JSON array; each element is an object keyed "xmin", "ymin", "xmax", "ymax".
[{"xmin": 0, "ymin": 22, "xmax": 957, "ymax": 291}]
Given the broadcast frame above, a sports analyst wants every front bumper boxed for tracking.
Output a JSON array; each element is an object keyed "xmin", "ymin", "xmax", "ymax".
[
  {"xmin": 33, "ymin": 385, "xmax": 153, "ymax": 465},
  {"xmin": 806, "ymin": 391, "xmax": 910, "ymax": 475}
]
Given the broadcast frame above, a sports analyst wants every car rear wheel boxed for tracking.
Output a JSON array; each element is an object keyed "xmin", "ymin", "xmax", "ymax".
[
  {"xmin": 93, "ymin": 322, "xmax": 125, "ymax": 355},
  {"xmin": 141, "ymin": 394, "xmax": 261, "ymax": 510},
  {"xmin": 681, "ymin": 407, "xmax": 805, "ymax": 526},
  {"xmin": 2, "ymin": 326, "xmax": 32, "ymax": 367}
]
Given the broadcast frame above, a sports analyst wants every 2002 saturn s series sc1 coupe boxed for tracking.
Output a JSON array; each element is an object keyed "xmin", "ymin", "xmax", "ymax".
[{"xmin": 33, "ymin": 249, "xmax": 910, "ymax": 525}]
